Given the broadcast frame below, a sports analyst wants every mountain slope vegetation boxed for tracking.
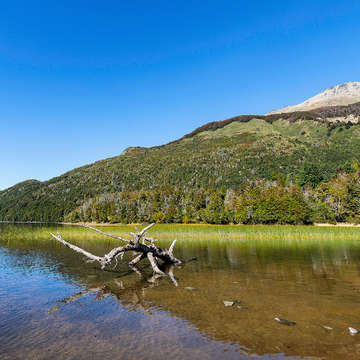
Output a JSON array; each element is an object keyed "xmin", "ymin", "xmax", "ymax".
[{"xmin": 1, "ymin": 102, "xmax": 360, "ymax": 223}]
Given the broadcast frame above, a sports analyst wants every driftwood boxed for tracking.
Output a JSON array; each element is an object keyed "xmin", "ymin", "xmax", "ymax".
[{"xmin": 50, "ymin": 223, "xmax": 181, "ymax": 275}]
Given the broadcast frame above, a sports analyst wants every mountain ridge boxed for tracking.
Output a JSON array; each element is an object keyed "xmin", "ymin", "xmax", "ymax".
[{"xmin": 268, "ymin": 82, "xmax": 360, "ymax": 115}]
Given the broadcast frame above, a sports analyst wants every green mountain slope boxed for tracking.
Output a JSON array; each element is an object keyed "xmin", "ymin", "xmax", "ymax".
[{"xmin": 1, "ymin": 102, "xmax": 360, "ymax": 223}]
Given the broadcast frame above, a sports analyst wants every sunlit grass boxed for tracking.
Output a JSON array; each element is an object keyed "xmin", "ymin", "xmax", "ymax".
[{"xmin": 1, "ymin": 223, "xmax": 360, "ymax": 245}]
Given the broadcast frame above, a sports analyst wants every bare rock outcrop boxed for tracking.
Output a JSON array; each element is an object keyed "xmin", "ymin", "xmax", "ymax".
[{"xmin": 268, "ymin": 82, "xmax": 360, "ymax": 115}]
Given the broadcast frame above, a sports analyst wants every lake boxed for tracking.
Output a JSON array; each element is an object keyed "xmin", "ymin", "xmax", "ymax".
[{"xmin": 1, "ymin": 224, "xmax": 360, "ymax": 359}]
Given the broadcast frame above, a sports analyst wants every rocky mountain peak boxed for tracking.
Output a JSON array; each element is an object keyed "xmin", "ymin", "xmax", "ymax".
[{"xmin": 268, "ymin": 82, "xmax": 360, "ymax": 115}]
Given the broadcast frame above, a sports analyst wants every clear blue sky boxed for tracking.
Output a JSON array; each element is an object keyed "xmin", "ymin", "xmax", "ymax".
[{"xmin": 1, "ymin": 0, "xmax": 360, "ymax": 190}]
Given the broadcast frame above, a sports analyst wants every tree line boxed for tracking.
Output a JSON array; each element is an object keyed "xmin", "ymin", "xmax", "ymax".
[{"xmin": 66, "ymin": 164, "xmax": 360, "ymax": 225}]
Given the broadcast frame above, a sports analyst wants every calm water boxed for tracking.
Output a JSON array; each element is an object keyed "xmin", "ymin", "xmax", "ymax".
[{"xmin": 1, "ymin": 225, "xmax": 360, "ymax": 359}]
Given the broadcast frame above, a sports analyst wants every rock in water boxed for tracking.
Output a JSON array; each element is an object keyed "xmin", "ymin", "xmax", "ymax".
[
  {"xmin": 322, "ymin": 325, "xmax": 333, "ymax": 331},
  {"xmin": 223, "ymin": 301, "xmax": 234, "ymax": 307},
  {"xmin": 274, "ymin": 317, "xmax": 296, "ymax": 326},
  {"xmin": 349, "ymin": 327, "xmax": 359, "ymax": 335}
]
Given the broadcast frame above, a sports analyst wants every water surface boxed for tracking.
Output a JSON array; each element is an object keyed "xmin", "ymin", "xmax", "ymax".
[{"xmin": 1, "ymin": 224, "xmax": 360, "ymax": 359}]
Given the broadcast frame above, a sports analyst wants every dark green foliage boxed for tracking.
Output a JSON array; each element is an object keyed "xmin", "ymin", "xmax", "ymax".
[{"xmin": 297, "ymin": 163, "xmax": 324, "ymax": 188}]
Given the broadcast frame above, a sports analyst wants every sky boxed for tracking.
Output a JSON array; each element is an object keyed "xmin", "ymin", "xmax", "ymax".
[{"xmin": 1, "ymin": 0, "xmax": 360, "ymax": 190}]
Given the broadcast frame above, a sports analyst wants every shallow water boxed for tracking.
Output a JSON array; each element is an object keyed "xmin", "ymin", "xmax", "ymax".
[{"xmin": 1, "ymin": 225, "xmax": 360, "ymax": 359}]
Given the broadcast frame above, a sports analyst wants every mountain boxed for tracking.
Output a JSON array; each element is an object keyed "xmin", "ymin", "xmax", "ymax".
[
  {"xmin": 1, "ymin": 100, "xmax": 360, "ymax": 223},
  {"xmin": 267, "ymin": 82, "xmax": 360, "ymax": 115}
]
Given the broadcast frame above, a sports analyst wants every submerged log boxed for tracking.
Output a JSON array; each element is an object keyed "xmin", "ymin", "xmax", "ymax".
[{"xmin": 50, "ymin": 223, "xmax": 181, "ymax": 275}]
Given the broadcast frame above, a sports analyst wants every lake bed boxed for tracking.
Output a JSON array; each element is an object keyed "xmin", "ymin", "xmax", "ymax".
[{"xmin": 1, "ymin": 224, "xmax": 360, "ymax": 359}]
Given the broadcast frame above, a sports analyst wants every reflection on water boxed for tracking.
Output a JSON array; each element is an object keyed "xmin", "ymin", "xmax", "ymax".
[{"xmin": 1, "ymin": 226, "xmax": 360, "ymax": 359}]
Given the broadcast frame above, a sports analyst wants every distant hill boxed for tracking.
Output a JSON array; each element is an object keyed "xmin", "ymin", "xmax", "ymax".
[
  {"xmin": 1, "ymin": 101, "xmax": 360, "ymax": 223},
  {"xmin": 267, "ymin": 82, "xmax": 360, "ymax": 115}
]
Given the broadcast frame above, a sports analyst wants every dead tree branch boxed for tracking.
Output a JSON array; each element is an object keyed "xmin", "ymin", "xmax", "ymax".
[
  {"xmin": 81, "ymin": 224, "xmax": 131, "ymax": 242},
  {"xmin": 50, "ymin": 224, "xmax": 181, "ymax": 274}
]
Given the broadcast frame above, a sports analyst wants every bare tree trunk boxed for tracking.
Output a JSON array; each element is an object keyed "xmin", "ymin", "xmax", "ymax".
[
  {"xmin": 146, "ymin": 252, "xmax": 164, "ymax": 275},
  {"xmin": 50, "ymin": 223, "xmax": 181, "ymax": 274}
]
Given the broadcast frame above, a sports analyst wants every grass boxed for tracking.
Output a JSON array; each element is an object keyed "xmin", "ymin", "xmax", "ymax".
[
  {"xmin": 1, "ymin": 223, "xmax": 360, "ymax": 244},
  {"xmin": 197, "ymin": 118, "xmax": 330, "ymax": 142}
]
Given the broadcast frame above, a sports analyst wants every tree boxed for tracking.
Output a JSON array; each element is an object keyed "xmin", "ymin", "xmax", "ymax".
[{"xmin": 297, "ymin": 163, "xmax": 324, "ymax": 188}]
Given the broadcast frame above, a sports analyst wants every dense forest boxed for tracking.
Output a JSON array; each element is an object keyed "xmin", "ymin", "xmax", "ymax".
[
  {"xmin": 63, "ymin": 165, "xmax": 360, "ymax": 225},
  {"xmin": 1, "ymin": 103, "xmax": 360, "ymax": 224}
]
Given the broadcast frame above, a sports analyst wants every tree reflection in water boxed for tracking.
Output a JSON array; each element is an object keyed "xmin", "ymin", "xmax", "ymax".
[{"xmin": 53, "ymin": 263, "xmax": 180, "ymax": 315}]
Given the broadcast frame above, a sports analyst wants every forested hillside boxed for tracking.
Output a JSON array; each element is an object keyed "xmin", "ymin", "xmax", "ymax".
[{"xmin": 1, "ymin": 103, "xmax": 360, "ymax": 224}]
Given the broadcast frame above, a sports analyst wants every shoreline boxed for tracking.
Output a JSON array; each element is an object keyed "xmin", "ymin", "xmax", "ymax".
[
  {"xmin": 1, "ymin": 221, "xmax": 360, "ymax": 228},
  {"xmin": 64, "ymin": 222, "xmax": 360, "ymax": 227},
  {"xmin": 314, "ymin": 223, "xmax": 360, "ymax": 227},
  {"xmin": 64, "ymin": 222, "xmax": 360, "ymax": 228}
]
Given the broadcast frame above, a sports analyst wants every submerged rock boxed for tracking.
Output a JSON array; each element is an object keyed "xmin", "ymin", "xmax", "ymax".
[
  {"xmin": 223, "ymin": 301, "xmax": 234, "ymax": 307},
  {"xmin": 322, "ymin": 325, "xmax": 333, "ymax": 331},
  {"xmin": 223, "ymin": 300, "xmax": 244, "ymax": 307},
  {"xmin": 274, "ymin": 317, "xmax": 296, "ymax": 326},
  {"xmin": 349, "ymin": 327, "xmax": 359, "ymax": 335},
  {"xmin": 236, "ymin": 304, "xmax": 249, "ymax": 310}
]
